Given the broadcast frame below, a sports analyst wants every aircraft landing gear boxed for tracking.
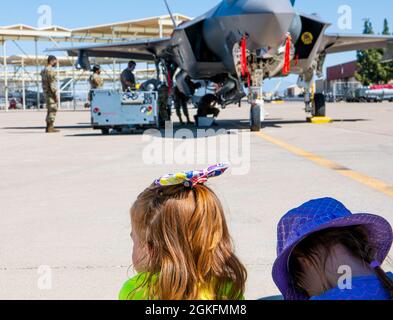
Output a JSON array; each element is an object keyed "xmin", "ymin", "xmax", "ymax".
[
  {"xmin": 307, "ymin": 93, "xmax": 331, "ymax": 123},
  {"xmin": 233, "ymin": 38, "xmax": 264, "ymax": 131},
  {"xmin": 299, "ymin": 71, "xmax": 330, "ymax": 123},
  {"xmin": 248, "ymin": 70, "xmax": 264, "ymax": 132},
  {"xmin": 250, "ymin": 103, "xmax": 261, "ymax": 132},
  {"xmin": 313, "ymin": 93, "xmax": 326, "ymax": 117}
]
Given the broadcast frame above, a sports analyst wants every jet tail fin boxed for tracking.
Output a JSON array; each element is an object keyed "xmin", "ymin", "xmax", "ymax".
[{"xmin": 290, "ymin": 0, "xmax": 296, "ymax": 6}]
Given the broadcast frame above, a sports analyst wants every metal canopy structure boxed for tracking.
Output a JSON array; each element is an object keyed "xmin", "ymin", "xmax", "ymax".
[
  {"xmin": 72, "ymin": 14, "xmax": 190, "ymax": 42},
  {"xmin": 0, "ymin": 55, "xmax": 131, "ymax": 67},
  {"xmin": 0, "ymin": 14, "xmax": 190, "ymax": 43},
  {"xmin": 0, "ymin": 14, "xmax": 191, "ymax": 111},
  {"xmin": 0, "ymin": 24, "xmax": 72, "ymax": 42}
]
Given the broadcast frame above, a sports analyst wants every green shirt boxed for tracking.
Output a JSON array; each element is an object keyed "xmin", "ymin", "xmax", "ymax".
[{"xmin": 119, "ymin": 273, "xmax": 244, "ymax": 300}]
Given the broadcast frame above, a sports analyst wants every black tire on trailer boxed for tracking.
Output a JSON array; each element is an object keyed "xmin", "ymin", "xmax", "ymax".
[
  {"xmin": 102, "ymin": 128, "xmax": 110, "ymax": 135},
  {"xmin": 314, "ymin": 93, "xmax": 326, "ymax": 117},
  {"xmin": 250, "ymin": 104, "xmax": 261, "ymax": 132}
]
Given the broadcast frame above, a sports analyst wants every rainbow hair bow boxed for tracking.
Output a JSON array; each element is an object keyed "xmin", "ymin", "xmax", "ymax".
[{"xmin": 155, "ymin": 164, "xmax": 229, "ymax": 188}]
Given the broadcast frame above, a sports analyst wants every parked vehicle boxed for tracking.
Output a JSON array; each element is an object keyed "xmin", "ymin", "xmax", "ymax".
[{"xmin": 24, "ymin": 78, "xmax": 75, "ymax": 109}]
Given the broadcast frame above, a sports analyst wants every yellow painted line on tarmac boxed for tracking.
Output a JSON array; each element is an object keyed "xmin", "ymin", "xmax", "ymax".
[{"xmin": 256, "ymin": 131, "xmax": 393, "ymax": 198}]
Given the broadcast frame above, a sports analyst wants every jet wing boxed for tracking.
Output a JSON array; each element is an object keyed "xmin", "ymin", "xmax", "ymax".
[
  {"xmin": 49, "ymin": 37, "xmax": 172, "ymax": 61},
  {"xmin": 321, "ymin": 34, "xmax": 393, "ymax": 55}
]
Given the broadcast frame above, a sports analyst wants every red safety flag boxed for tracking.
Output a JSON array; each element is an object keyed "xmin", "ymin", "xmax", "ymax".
[
  {"xmin": 241, "ymin": 36, "xmax": 251, "ymax": 87},
  {"xmin": 282, "ymin": 33, "xmax": 292, "ymax": 75}
]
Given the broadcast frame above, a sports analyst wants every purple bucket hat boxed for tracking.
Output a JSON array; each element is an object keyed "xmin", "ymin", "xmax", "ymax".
[{"xmin": 272, "ymin": 198, "xmax": 393, "ymax": 300}]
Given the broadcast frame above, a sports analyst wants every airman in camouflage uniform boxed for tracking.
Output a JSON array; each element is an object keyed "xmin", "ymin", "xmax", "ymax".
[
  {"xmin": 88, "ymin": 65, "xmax": 104, "ymax": 106},
  {"xmin": 41, "ymin": 55, "xmax": 59, "ymax": 133},
  {"xmin": 89, "ymin": 65, "xmax": 104, "ymax": 90}
]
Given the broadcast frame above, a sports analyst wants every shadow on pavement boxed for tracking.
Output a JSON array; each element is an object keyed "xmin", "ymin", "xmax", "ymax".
[
  {"xmin": 3, "ymin": 125, "xmax": 90, "ymax": 130},
  {"xmin": 65, "ymin": 119, "xmax": 251, "ymax": 138},
  {"xmin": 2, "ymin": 118, "xmax": 369, "ymax": 137}
]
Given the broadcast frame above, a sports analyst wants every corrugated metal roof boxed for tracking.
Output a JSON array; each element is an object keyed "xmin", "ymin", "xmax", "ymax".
[
  {"xmin": 0, "ymin": 14, "xmax": 191, "ymax": 43},
  {"xmin": 0, "ymin": 55, "xmax": 131, "ymax": 66}
]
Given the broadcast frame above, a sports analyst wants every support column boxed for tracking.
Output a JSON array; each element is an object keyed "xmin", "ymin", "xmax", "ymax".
[
  {"xmin": 35, "ymin": 38, "xmax": 40, "ymax": 110},
  {"xmin": 159, "ymin": 18, "xmax": 163, "ymax": 38},
  {"xmin": 56, "ymin": 60, "xmax": 61, "ymax": 110},
  {"xmin": 2, "ymin": 40, "xmax": 9, "ymax": 112},
  {"xmin": 72, "ymin": 63, "xmax": 76, "ymax": 111},
  {"xmin": 22, "ymin": 57, "xmax": 26, "ymax": 110},
  {"xmin": 113, "ymin": 59, "xmax": 116, "ymax": 90}
]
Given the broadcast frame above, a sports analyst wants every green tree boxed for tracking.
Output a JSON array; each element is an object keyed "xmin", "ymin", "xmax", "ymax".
[
  {"xmin": 382, "ymin": 18, "xmax": 390, "ymax": 35},
  {"xmin": 355, "ymin": 19, "xmax": 390, "ymax": 85},
  {"xmin": 382, "ymin": 19, "xmax": 393, "ymax": 82}
]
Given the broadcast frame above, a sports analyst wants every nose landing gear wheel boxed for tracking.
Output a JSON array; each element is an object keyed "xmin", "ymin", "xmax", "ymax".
[{"xmin": 250, "ymin": 104, "xmax": 262, "ymax": 132}]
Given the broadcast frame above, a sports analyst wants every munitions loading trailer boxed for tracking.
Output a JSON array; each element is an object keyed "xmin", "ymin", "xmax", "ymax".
[{"xmin": 90, "ymin": 90, "xmax": 159, "ymax": 134}]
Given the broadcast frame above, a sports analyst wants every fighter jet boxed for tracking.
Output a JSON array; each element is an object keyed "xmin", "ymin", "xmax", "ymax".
[{"xmin": 51, "ymin": 0, "xmax": 393, "ymax": 131}]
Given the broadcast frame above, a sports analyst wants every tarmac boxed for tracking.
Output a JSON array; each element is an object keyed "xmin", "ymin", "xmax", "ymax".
[{"xmin": 1, "ymin": 101, "xmax": 393, "ymax": 300}]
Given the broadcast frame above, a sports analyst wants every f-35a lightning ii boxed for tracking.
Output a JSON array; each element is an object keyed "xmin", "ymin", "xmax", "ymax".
[{"xmin": 52, "ymin": 0, "xmax": 393, "ymax": 131}]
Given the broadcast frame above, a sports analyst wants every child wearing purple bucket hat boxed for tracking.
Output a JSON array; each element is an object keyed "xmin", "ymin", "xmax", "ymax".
[{"xmin": 272, "ymin": 198, "xmax": 393, "ymax": 300}]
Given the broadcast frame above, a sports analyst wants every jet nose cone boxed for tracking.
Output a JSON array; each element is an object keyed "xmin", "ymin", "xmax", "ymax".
[
  {"xmin": 217, "ymin": 0, "xmax": 296, "ymax": 49},
  {"xmin": 219, "ymin": 0, "xmax": 295, "ymax": 16},
  {"xmin": 244, "ymin": 0, "xmax": 296, "ymax": 49}
]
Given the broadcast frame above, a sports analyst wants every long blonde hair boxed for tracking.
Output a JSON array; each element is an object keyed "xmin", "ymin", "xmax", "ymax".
[{"xmin": 130, "ymin": 184, "xmax": 247, "ymax": 300}]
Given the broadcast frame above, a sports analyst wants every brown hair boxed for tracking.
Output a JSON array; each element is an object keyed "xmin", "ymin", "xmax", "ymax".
[
  {"xmin": 289, "ymin": 226, "xmax": 393, "ymax": 299},
  {"xmin": 47, "ymin": 55, "xmax": 57, "ymax": 64},
  {"xmin": 130, "ymin": 184, "xmax": 247, "ymax": 300}
]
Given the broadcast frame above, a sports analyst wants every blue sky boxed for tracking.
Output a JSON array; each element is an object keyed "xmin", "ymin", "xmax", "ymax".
[
  {"xmin": 1, "ymin": 0, "xmax": 392, "ymax": 90},
  {"xmin": 0, "ymin": 0, "xmax": 391, "ymax": 33}
]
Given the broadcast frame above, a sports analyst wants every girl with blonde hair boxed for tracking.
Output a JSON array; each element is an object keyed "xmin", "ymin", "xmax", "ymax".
[{"xmin": 119, "ymin": 164, "xmax": 247, "ymax": 300}]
